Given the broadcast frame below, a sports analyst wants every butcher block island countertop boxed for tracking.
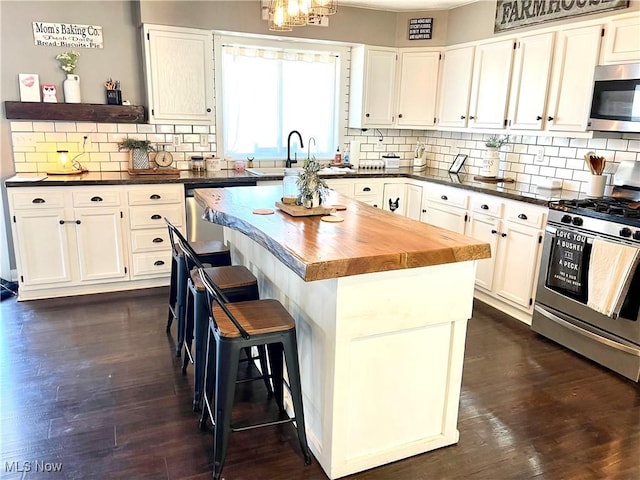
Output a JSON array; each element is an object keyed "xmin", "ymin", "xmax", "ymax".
[
  {"xmin": 195, "ymin": 185, "xmax": 490, "ymax": 480},
  {"xmin": 194, "ymin": 185, "xmax": 490, "ymax": 281}
]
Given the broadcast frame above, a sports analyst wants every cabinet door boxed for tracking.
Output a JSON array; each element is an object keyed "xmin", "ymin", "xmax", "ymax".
[
  {"xmin": 508, "ymin": 32, "xmax": 554, "ymax": 130},
  {"xmin": 396, "ymin": 50, "xmax": 441, "ymax": 128},
  {"xmin": 600, "ymin": 15, "xmax": 640, "ymax": 65},
  {"xmin": 438, "ymin": 46, "xmax": 475, "ymax": 128},
  {"xmin": 421, "ymin": 203, "xmax": 467, "ymax": 234},
  {"xmin": 382, "ymin": 183, "xmax": 407, "ymax": 215},
  {"xmin": 405, "ymin": 184, "xmax": 423, "ymax": 221},
  {"xmin": 493, "ymin": 221, "xmax": 542, "ymax": 309},
  {"xmin": 75, "ymin": 207, "xmax": 128, "ymax": 282},
  {"xmin": 12, "ymin": 209, "xmax": 74, "ymax": 286},
  {"xmin": 545, "ymin": 25, "xmax": 601, "ymax": 132},
  {"xmin": 362, "ymin": 48, "xmax": 397, "ymax": 127},
  {"xmin": 468, "ymin": 39, "xmax": 515, "ymax": 129},
  {"xmin": 465, "ymin": 214, "xmax": 500, "ymax": 291},
  {"xmin": 144, "ymin": 25, "xmax": 214, "ymax": 124}
]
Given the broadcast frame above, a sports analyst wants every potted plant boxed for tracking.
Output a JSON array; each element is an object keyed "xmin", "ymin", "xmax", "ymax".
[
  {"xmin": 56, "ymin": 51, "xmax": 81, "ymax": 103},
  {"xmin": 296, "ymin": 157, "xmax": 328, "ymax": 208},
  {"xmin": 481, "ymin": 135, "xmax": 509, "ymax": 178},
  {"xmin": 118, "ymin": 138, "xmax": 154, "ymax": 170}
]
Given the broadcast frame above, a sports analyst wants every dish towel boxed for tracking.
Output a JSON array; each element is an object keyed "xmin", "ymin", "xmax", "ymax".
[{"xmin": 587, "ymin": 238, "xmax": 639, "ymax": 317}]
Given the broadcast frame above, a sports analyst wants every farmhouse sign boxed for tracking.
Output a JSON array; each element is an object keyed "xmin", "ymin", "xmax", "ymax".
[
  {"xmin": 408, "ymin": 17, "xmax": 433, "ymax": 40},
  {"xmin": 495, "ymin": 0, "xmax": 629, "ymax": 32},
  {"xmin": 32, "ymin": 22, "xmax": 104, "ymax": 49}
]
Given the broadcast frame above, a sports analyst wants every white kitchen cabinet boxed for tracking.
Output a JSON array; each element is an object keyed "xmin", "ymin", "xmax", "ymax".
[
  {"xmin": 325, "ymin": 179, "xmax": 354, "ymax": 197},
  {"xmin": 468, "ymin": 39, "xmax": 515, "ymax": 129},
  {"xmin": 396, "ymin": 49, "xmax": 441, "ymax": 128},
  {"xmin": 420, "ymin": 183, "xmax": 468, "ymax": 234},
  {"xmin": 349, "ymin": 46, "xmax": 397, "ymax": 128},
  {"xmin": 437, "ymin": 45, "xmax": 475, "ymax": 129},
  {"xmin": 353, "ymin": 179, "xmax": 383, "ymax": 208},
  {"xmin": 405, "ymin": 184, "xmax": 423, "ymax": 221},
  {"xmin": 507, "ymin": 32, "xmax": 555, "ymax": 131},
  {"xmin": 600, "ymin": 13, "xmax": 640, "ymax": 64},
  {"xmin": 545, "ymin": 24, "xmax": 601, "ymax": 132},
  {"xmin": 382, "ymin": 182, "xmax": 406, "ymax": 215},
  {"xmin": 127, "ymin": 184, "xmax": 184, "ymax": 279},
  {"xmin": 143, "ymin": 24, "xmax": 214, "ymax": 124},
  {"xmin": 8, "ymin": 187, "xmax": 128, "ymax": 299},
  {"xmin": 464, "ymin": 194, "xmax": 502, "ymax": 291}
]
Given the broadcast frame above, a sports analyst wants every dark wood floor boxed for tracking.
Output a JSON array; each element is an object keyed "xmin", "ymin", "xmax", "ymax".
[{"xmin": 1, "ymin": 288, "xmax": 638, "ymax": 480}]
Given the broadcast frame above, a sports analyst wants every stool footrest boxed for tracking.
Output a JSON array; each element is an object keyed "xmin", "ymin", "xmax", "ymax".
[{"xmin": 231, "ymin": 416, "xmax": 295, "ymax": 432}]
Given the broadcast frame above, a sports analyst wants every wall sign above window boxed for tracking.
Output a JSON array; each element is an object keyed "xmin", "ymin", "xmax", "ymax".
[
  {"xmin": 408, "ymin": 17, "xmax": 433, "ymax": 40},
  {"xmin": 32, "ymin": 22, "xmax": 104, "ymax": 49},
  {"xmin": 495, "ymin": 0, "xmax": 629, "ymax": 32}
]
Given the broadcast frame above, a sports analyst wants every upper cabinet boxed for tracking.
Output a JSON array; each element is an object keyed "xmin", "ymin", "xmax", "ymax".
[
  {"xmin": 437, "ymin": 45, "xmax": 475, "ymax": 129},
  {"xmin": 600, "ymin": 13, "xmax": 640, "ymax": 65},
  {"xmin": 349, "ymin": 46, "xmax": 397, "ymax": 128},
  {"xmin": 545, "ymin": 24, "xmax": 601, "ymax": 132},
  {"xmin": 468, "ymin": 39, "xmax": 515, "ymax": 129},
  {"xmin": 143, "ymin": 24, "xmax": 214, "ymax": 124},
  {"xmin": 349, "ymin": 45, "xmax": 441, "ymax": 129},
  {"xmin": 395, "ymin": 49, "xmax": 441, "ymax": 128}
]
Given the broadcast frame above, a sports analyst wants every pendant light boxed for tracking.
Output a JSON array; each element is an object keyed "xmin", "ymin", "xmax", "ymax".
[
  {"xmin": 309, "ymin": 0, "xmax": 337, "ymax": 16},
  {"xmin": 269, "ymin": 0, "xmax": 293, "ymax": 32},
  {"xmin": 267, "ymin": 0, "xmax": 337, "ymax": 31}
]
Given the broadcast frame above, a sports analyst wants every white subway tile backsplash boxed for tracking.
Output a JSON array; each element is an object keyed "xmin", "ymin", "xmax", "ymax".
[
  {"xmin": 54, "ymin": 122, "xmax": 76, "ymax": 132},
  {"xmin": 97, "ymin": 124, "xmax": 118, "ymax": 133},
  {"xmin": 116, "ymin": 124, "xmax": 137, "ymax": 133},
  {"xmin": 607, "ymin": 138, "xmax": 628, "ymax": 151}
]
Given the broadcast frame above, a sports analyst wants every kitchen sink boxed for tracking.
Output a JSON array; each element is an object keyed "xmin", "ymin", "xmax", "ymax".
[{"xmin": 246, "ymin": 166, "xmax": 354, "ymax": 176}]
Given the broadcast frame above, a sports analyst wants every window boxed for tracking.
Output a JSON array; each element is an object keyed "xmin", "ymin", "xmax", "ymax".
[{"xmin": 216, "ymin": 36, "xmax": 347, "ymax": 161}]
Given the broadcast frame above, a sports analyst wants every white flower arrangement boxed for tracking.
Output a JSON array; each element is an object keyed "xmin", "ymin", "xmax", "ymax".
[{"xmin": 55, "ymin": 51, "xmax": 80, "ymax": 74}]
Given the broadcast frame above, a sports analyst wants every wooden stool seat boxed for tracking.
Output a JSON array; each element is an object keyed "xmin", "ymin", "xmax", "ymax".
[
  {"xmin": 190, "ymin": 240, "xmax": 231, "ymax": 265},
  {"xmin": 191, "ymin": 265, "xmax": 257, "ymax": 291},
  {"xmin": 213, "ymin": 299, "xmax": 295, "ymax": 338}
]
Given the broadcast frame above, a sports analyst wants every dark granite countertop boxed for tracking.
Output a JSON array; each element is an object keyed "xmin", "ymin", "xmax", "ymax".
[{"xmin": 5, "ymin": 167, "xmax": 578, "ymax": 206}]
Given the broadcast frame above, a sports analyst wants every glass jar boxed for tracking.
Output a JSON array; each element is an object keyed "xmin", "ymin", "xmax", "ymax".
[
  {"xmin": 191, "ymin": 156, "xmax": 204, "ymax": 173},
  {"xmin": 282, "ymin": 168, "xmax": 299, "ymax": 205}
]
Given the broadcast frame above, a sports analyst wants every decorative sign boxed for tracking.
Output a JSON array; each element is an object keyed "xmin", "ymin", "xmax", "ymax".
[
  {"xmin": 32, "ymin": 22, "xmax": 103, "ymax": 49},
  {"xmin": 495, "ymin": 0, "xmax": 629, "ymax": 32},
  {"xmin": 546, "ymin": 228, "xmax": 588, "ymax": 299},
  {"xmin": 408, "ymin": 17, "xmax": 433, "ymax": 40}
]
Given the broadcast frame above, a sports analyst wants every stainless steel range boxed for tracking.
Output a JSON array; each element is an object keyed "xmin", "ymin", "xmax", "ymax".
[{"xmin": 532, "ymin": 161, "xmax": 640, "ymax": 381}]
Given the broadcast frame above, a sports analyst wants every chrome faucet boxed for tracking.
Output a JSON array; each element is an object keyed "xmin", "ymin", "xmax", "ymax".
[
  {"xmin": 307, "ymin": 137, "xmax": 317, "ymax": 160},
  {"xmin": 286, "ymin": 130, "xmax": 304, "ymax": 168}
]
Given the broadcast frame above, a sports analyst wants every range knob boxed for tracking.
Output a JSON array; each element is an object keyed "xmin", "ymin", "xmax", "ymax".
[
  {"xmin": 561, "ymin": 214, "xmax": 572, "ymax": 224},
  {"xmin": 572, "ymin": 217, "xmax": 583, "ymax": 226},
  {"xmin": 620, "ymin": 227, "xmax": 632, "ymax": 238},
  {"xmin": 634, "ymin": 231, "xmax": 640, "ymax": 241}
]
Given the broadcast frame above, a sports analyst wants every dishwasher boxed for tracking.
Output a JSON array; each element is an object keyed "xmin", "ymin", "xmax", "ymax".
[{"xmin": 185, "ymin": 181, "xmax": 256, "ymax": 242}]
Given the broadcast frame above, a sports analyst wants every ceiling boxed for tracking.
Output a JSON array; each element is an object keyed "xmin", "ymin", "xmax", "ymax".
[{"xmin": 338, "ymin": 0, "xmax": 479, "ymax": 11}]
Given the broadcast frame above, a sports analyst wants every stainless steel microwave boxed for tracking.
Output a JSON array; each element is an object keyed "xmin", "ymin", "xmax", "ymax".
[{"xmin": 588, "ymin": 62, "xmax": 640, "ymax": 133}]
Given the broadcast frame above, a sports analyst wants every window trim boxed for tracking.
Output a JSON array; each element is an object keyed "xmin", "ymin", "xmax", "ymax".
[{"xmin": 213, "ymin": 33, "xmax": 349, "ymax": 162}]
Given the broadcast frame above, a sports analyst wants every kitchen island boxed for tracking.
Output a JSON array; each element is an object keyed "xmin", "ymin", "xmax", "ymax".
[{"xmin": 195, "ymin": 185, "xmax": 490, "ymax": 479}]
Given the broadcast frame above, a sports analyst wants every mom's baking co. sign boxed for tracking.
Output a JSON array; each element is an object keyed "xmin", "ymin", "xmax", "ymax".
[
  {"xmin": 32, "ymin": 22, "xmax": 103, "ymax": 49},
  {"xmin": 495, "ymin": 0, "xmax": 629, "ymax": 32}
]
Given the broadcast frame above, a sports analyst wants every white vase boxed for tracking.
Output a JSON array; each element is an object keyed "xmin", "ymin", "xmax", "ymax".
[
  {"xmin": 480, "ymin": 147, "xmax": 501, "ymax": 177},
  {"xmin": 63, "ymin": 74, "xmax": 81, "ymax": 103}
]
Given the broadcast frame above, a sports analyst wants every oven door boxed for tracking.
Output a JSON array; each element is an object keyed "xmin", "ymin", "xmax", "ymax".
[{"xmin": 534, "ymin": 225, "xmax": 640, "ymax": 345}]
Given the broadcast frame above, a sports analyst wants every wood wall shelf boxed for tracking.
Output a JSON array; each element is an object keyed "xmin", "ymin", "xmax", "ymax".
[{"xmin": 4, "ymin": 101, "xmax": 146, "ymax": 124}]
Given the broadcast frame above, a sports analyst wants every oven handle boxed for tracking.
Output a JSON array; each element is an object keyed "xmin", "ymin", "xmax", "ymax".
[{"xmin": 534, "ymin": 305, "xmax": 640, "ymax": 357}]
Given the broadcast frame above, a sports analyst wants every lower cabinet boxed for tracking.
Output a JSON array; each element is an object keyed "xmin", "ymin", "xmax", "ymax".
[
  {"xmin": 382, "ymin": 182, "xmax": 406, "ymax": 215},
  {"xmin": 420, "ymin": 183, "xmax": 468, "ymax": 234},
  {"xmin": 8, "ymin": 184, "xmax": 185, "ymax": 300}
]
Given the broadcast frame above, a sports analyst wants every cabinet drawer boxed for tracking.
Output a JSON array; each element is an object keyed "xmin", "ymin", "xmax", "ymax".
[
  {"xmin": 130, "ymin": 229, "xmax": 171, "ymax": 253},
  {"xmin": 504, "ymin": 202, "xmax": 546, "ymax": 228},
  {"xmin": 131, "ymin": 251, "xmax": 172, "ymax": 277},
  {"xmin": 470, "ymin": 195, "xmax": 503, "ymax": 218},
  {"xmin": 72, "ymin": 190, "xmax": 121, "ymax": 207},
  {"xmin": 11, "ymin": 191, "xmax": 65, "ymax": 209},
  {"xmin": 355, "ymin": 195, "xmax": 382, "ymax": 208},
  {"xmin": 354, "ymin": 181, "xmax": 381, "ymax": 197},
  {"xmin": 425, "ymin": 185, "xmax": 468, "ymax": 209},
  {"xmin": 129, "ymin": 204, "xmax": 183, "ymax": 230},
  {"xmin": 128, "ymin": 187, "xmax": 183, "ymax": 206}
]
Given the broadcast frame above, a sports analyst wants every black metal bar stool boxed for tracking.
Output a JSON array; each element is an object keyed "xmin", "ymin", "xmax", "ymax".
[
  {"xmin": 167, "ymin": 221, "xmax": 272, "ymax": 412},
  {"xmin": 198, "ymin": 267, "xmax": 312, "ymax": 480},
  {"xmin": 165, "ymin": 220, "xmax": 231, "ymax": 357}
]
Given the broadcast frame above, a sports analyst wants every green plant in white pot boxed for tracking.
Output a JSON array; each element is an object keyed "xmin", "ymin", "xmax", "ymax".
[
  {"xmin": 118, "ymin": 138, "xmax": 154, "ymax": 170},
  {"xmin": 481, "ymin": 135, "xmax": 509, "ymax": 178}
]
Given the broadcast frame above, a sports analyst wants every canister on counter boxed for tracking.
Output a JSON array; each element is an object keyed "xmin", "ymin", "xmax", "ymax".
[
  {"xmin": 191, "ymin": 156, "xmax": 205, "ymax": 172},
  {"xmin": 206, "ymin": 156, "xmax": 221, "ymax": 171}
]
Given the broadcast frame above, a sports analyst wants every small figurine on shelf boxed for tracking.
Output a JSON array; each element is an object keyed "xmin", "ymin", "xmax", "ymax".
[{"xmin": 41, "ymin": 84, "xmax": 58, "ymax": 103}]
